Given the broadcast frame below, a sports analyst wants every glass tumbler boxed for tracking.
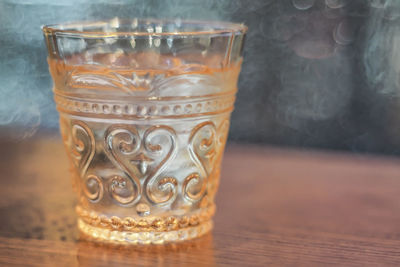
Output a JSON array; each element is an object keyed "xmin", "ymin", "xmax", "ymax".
[{"xmin": 43, "ymin": 18, "xmax": 247, "ymax": 244}]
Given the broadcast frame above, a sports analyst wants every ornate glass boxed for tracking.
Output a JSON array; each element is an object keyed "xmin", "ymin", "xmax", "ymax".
[{"xmin": 43, "ymin": 18, "xmax": 247, "ymax": 244}]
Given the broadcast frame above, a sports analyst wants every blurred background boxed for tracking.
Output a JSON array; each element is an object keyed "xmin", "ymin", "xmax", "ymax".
[{"xmin": 1, "ymin": 0, "xmax": 400, "ymax": 155}]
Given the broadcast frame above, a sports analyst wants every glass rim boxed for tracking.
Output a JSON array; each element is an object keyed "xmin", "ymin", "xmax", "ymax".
[{"xmin": 42, "ymin": 18, "xmax": 248, "ymax": 38}]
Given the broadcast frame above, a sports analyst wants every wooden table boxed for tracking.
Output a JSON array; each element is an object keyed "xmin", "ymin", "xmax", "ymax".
[{"xmin": 1, "ymin": 135, "xmax": 400, "ymax": 266}]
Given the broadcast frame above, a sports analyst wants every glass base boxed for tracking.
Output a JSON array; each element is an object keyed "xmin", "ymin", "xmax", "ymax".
[{"xmin": 78, "ymin": 219, "xmax": 213, "ymax": 245}]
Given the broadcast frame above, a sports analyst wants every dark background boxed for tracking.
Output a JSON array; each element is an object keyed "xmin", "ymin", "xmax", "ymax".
[{"xmin": 1, "ymin": 0, "xmax": 400, "ymax": 155}]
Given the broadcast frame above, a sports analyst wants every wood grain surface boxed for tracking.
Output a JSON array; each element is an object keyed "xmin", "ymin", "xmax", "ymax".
[{"xmin": 1, "ymin": 135, "xmax": 400, "ymax": 266}]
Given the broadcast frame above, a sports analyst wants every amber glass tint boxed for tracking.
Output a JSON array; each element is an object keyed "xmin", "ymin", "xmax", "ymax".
[{"xmin": 43, "ymin": 18, "xmax": 246, "ymax": 244}]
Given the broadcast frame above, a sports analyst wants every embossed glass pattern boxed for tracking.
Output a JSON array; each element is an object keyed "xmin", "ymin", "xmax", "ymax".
[{"xmin": 43, "ymin": 18, "xmax": 247, "ymax": 244}]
